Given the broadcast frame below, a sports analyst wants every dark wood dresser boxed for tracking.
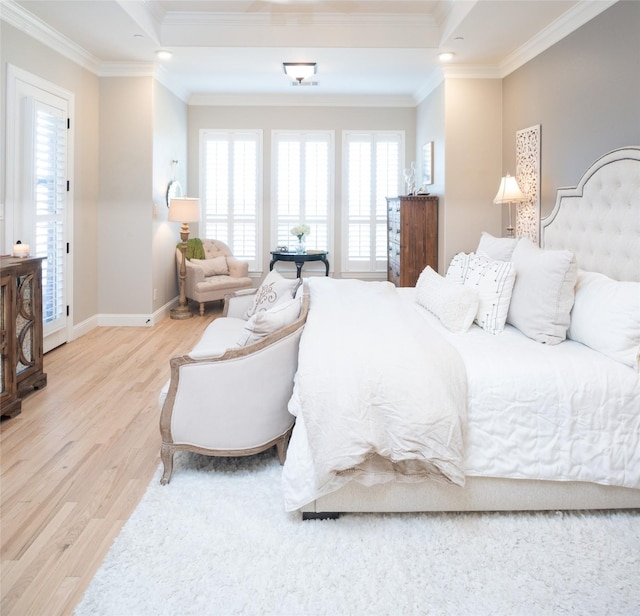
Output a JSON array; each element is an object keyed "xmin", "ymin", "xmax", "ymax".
[
  {"xmin": 1, "ymin": 256, "xmax": 47, "ymax": 418},
  {"xmin": 386, "ymin": 195, "xmax": 438, "ymax": 287}
]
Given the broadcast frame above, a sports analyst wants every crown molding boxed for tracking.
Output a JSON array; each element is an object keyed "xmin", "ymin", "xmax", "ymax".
[
  {"xmin": 98, "ymin": 62, "xmax": 156, "ymax": 78},
  {"xmin": 164, "ymin": 10, "xmax": 436, "ymax": 29},
  {"xmin": 188, "ymin": 93, "xmax": 417, "ymax": 108},
  {"xmin": 154, "ymin": 67, "xmax": 190, "ymax": 104},
  {"xmin": 499, "ymin": 0, "xmax": 618, "ymax": 77},
  {"xmin": 1, "ymin": 0, "xmax": 101, "ymax": 74},
  {"xmin": 413, "ymin": 69, "xmax": 445, "ymax": 105}
]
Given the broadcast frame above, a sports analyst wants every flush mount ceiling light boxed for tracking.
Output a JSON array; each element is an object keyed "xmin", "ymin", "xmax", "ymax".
[
  {"xmin": 438, "ymin": 51, "xmax": 455, "ymax": 62},
  {"xmin": 283, "ymin": 62, "xmax": 317, "ymax": 83},
  {"xmin": 156, "ymin": 50, "xmax": 173, "ymax": 60}
]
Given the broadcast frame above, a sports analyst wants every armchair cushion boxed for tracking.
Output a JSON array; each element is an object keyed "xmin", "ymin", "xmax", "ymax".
[
  {"xmin": 245, "ymin": 270, "xmax": 301, "ymax": 318},
  {"xmin": 191, "ymin": 256, "xmax": 229, "ymax": 276},
  {"xmin": 237, "ymin": 297, "xmax": 302, "ymax": 346},
  {"xmin": 188, "ymin": 317, "xmax": 246, "ymax": 359}
]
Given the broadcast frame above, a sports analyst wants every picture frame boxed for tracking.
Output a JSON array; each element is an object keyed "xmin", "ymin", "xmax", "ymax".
[{"xmin": 422, "ymin": 141, "xmax": 434, "ymax": 186}]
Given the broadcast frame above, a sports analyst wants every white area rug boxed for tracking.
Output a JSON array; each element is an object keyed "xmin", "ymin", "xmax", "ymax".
[{"xmin": 75, "ymin": 451, "xmax": 640, "ymax": 616}]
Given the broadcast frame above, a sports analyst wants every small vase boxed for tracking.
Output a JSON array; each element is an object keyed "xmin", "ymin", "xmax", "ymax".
[{"xmin": 296, "ymin": 236, "xmax": 306, "ymax": 254}]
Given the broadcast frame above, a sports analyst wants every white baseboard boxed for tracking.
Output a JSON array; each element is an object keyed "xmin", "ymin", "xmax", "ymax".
[
  {"xmin": 73, "ymin": 314, "xmax": 99, "ymax": 340},
  {"xmin": 71, "ymin": 299, "xmax": 178, "ymax": 340},
  {"xmin": 97, "ymin": 313, "xmax": 155, "ymax": 327}
]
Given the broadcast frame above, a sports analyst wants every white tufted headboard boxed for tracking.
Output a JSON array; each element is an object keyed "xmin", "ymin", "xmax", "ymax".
[{"xmin": 541, "ymin": 146, "xmax": 640, "ymax": 282}]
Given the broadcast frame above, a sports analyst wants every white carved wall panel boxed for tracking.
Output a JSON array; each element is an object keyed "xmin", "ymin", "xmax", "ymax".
[{"xmin": 515, "ymin": 125, "xmax": 541, "ymax": 243}]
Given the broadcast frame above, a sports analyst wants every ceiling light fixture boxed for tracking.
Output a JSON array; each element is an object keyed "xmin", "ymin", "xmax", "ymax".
[
  {"xmin": 156, "ymin": 50, "xmax": 173, "ymax": 60},
  {"xmin": 438, "ymin": 52, "xmax": 455, "ymax": 62},
  {"xmin": 283, "ymin": 62, "xmax": 317, "ymax": 83}
]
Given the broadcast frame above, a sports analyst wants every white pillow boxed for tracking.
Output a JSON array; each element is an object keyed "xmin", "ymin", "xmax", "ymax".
[
  {"xmin": 237, "ymin": 298, "xmax": 301, "ymax": 346},
  {"xmin": 190, "ymin": 256, "xmax": 229, "ymax": 276},
  {"xmin": 446, "ymin": 253, "xmax": 516, "ymax": 335},
  {"xmin": 476, "ymin": 232, "xmax": 520, "ymax": 261},
  {"xmin": 507, "ymin": 237, "xmax": 577, "ymax": 345},
  {"xmin": 416, "ymin": 266, "xmax": 479, "ymax": 333},
  {"xmin": 568, "ymin": 270, "xmax": 640, "ymax": 370},
  {"xmin": 444, "ymin": 251, "xmax": 469, "ymax": 286},
  {"xmin": 245, "ymin": 269, "xmax": 301, "ymax": 318}
]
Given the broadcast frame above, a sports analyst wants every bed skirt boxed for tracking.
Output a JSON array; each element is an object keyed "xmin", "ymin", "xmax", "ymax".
[{"xmin": 299, "ymin": 477, "xmax": 640, "ymax": 514}]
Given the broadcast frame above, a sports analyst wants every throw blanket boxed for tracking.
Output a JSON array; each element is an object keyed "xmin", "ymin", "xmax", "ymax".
[
  {"xmin": 178, "ymin": 238, "xmax": 205, "ymax": 260},
  {"xmin": 282, "ymin": 278, "xmax": 467, "ymax": 510}
]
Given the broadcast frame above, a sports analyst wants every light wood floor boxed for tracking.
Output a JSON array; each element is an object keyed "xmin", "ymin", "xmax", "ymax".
[{"xmin": 1, "ymin": 303, "xmax": 221, "ymax": 616}]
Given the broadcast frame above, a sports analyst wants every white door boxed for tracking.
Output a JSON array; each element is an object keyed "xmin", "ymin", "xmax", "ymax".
[{"xmin": 6, "ymin": 65, "xmax": 73, "ymax": 352}]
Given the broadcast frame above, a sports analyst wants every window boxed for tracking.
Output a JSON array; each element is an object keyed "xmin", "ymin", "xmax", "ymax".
[
  {"xmin": 5, "ymin": 65, "xmax": 72, "ymax": 353},
  {"xmin": 32, "ymin": 101, "xmax": 67, "ymax": 332},
  {"xmin": 200, "ymin": 130, "xmax": 262, "ymax": 270},
  {"xmin": 272, "ymin": 131, "xmax": 333, "ymax": 256},
  {"xmin": 343, "ymin": 131, "xmax": 404, "ymax": 274}
]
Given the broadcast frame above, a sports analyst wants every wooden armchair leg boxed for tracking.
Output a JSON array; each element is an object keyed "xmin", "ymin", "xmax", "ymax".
[
  {"xmin": 160, "ymin": 443, "xmax": 176, "ymax": 485},
  {"xmin": 199, "ymin": 302, "xmax": 205, "ymax": 317}
]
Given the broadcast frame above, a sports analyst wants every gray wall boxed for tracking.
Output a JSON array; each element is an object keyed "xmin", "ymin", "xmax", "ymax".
[
  {"xmin": 152, "ymin": 82, "xmax": 188, "ymax": 310},
  {"xmin": 1, "ymin": 21, "xmax": 100, "ymax": 326},
  {"xmin": 2, "ymin": 0, "xmax": 637, "ymax": 330},
  {"xmin": 416, "ymin": 79, "xmax": 502, "ymax": 270},
  {"xmin": 98, "ymin": 77, "xmax": 154, "ymax": 316},
  {"xmin": 502, "ymin": 0, "xmax": 640, "ymax": 216}
]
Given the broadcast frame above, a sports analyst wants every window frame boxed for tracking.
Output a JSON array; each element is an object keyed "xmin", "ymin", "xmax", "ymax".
[
  {"xmin": 270, "ymin": 130, "xmax": 335, "ymax": 270},
  {"xmin": 199, "ymin": 128, "xmax": 263, "ymax": 272},
  {"xmin": 341, "ymin": 130, "xmax": 405, "ymax": 276}
]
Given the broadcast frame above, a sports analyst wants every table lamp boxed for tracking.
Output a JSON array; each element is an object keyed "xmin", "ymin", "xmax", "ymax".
[
  {"xmin": 169, "ymin": 197, "xmax": 201, "ymax": 319},
  {"xmin": 493, "ymin": 174, "xmax": 526, "ymax": 238}
]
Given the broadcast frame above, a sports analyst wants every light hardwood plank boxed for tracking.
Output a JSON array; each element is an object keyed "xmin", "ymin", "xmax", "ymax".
[{"xmin": 1, "ymin": 303, "xmax": 221, "ymax": 615}]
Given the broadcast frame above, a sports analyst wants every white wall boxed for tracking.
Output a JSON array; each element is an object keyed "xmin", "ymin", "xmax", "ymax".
[
  {"xmin": 187, "ymin": 104, "xmax": 416, "ymax": 280},
  {"xmin": 0, "ymin": 21, "xmax": 100, "ymax": 325},
  {"xmin": 416, "ymin": 83, "xmax": 446, "ymax": 271},
  {"xmin": 443, "ymin": 78, "xmax": 502, "ymax": 267},
  {"xmin": 3, "ymin": 1, "xmax": 637, "ymax": 328},
  {"xmin": 98, "ymin": 77, "xmax": 154, "ymax": 317},
  {"xmin": 416, "ymin": 78, "xmax": 502, "ymax": 271},
  {"xmin": 152, "ymin": 82, "xmax": 188, "ymax": 311}
]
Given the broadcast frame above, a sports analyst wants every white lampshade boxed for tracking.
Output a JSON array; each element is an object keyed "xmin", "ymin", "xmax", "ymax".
[
  {"xmin": 168, "ymin": 197, "xmax": 200, "ymax": 222},
  {"xmin": 283, "ymin": 62, "xmax": 317, "ymax": 83},
  {"xmin": 493, "ymin": 175, "xmax": 526, "ymax": 204}
]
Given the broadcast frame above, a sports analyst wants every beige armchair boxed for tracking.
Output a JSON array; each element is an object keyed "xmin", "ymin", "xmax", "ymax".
[
  {"xmin": 158, "ymin": 284, "xmax": 309, "ymax": 485},
  {"xmin": 177, "ymin": 239, "xmax": 253, "ymax": 315}
]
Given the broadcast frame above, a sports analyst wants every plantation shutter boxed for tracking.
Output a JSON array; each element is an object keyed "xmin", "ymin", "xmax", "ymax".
[
  {"xmin": 273, "ymin": 131, "xmax": 333, "ymax": 254},
  {"xmin": 26, "ymin": 98, "xmax": 67, "ymax": 337},
  {"xmin": 201, "ymin": 130, "xmax": 262, "ymax": 270},
  {"xmin": 343, "ymin": 131, "xmax": 403, "ymax": 273}
]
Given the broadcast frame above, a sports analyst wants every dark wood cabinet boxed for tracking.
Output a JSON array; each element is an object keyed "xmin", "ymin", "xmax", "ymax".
[
  {"xmin": 386, "ymin": 195, "xmax": 438, "ymax": 287},
  {"xmin": 0, "ymin": 257, "xmax": 47, "ymax": 418}
]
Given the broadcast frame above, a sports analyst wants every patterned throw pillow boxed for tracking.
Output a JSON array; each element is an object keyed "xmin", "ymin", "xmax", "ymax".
[
  {"xmin": 245, "ymin": 270, "xmax": 301, "ymax": 319},
  {"xmin": 446, "ymin": 252, "xmax": 516, "ymax": 335}
]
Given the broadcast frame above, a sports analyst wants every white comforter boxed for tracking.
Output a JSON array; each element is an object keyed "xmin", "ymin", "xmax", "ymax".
[
  {"xmin": 283, "ymin": 283, "xmax": 640, "ymax": 512},
  {"xmin": 402, "ymin": 288, "xmax": 640, "ymax": 490},
  {"xmin": 282, "ymin": 278, "xmax": 467, "ymax": 511}
]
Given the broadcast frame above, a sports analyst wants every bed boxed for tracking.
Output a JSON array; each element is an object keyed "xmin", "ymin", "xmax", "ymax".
[{"xmin": 282, "ymin": 146, "xmax": 640, "ymax": 517}]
